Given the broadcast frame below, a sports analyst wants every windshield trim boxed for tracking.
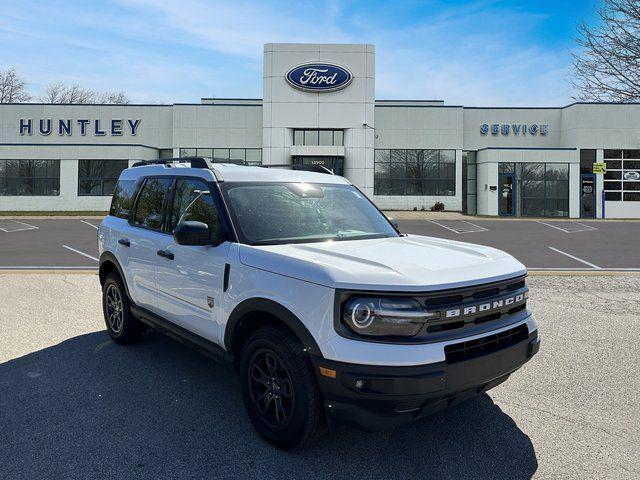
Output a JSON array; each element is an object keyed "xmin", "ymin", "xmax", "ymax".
[{"xmin": 219, "ymin": 181, "xmax": 400, "ymax": 246}]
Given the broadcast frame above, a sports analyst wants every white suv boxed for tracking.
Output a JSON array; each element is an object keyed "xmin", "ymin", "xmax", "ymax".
[{"xmin": 98, "ymin": 157, "xmax": 539, "ymax": 449}]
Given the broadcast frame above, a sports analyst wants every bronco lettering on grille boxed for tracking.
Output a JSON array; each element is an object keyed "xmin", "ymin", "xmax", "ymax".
[{"xmin": 444, "ymin": 292, "xmax": 527, "ymax": 319}]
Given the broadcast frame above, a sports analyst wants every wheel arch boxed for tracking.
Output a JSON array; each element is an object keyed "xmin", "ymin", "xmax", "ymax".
[
  {"xmin": 225, "ymin": 298, "xmax": 323, "ymax": 370},
  {"xmin": 99, "ymin": 252, "xmax": 132, "ymax": 300}
]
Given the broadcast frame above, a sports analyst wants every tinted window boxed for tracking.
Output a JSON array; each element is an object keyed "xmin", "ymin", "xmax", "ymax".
[
  {"xmin": 78, "ymin": 160, "xmax": 128, "ymax": 196},
  {"xmin": 0, "ymin": 159, "xmax": 60, "ymax": 196},
  {"xmin": 132, "ymin": 178, "xmax": 172, "ymax": 230},
  {"xmin": 168, "ymin": 178, "xmax": 222, "ymax": 239},
  {"xmin": 374, "ymin": 149, "xmax": 456, "ymax": 196},
  {"xmin": 109, "ymin": 179, "xmax": 138, "ymax": 219}
]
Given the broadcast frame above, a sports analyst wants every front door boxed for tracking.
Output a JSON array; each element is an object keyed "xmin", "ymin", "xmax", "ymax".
[
  {"xmin": 498, "ymin": 173, "xmax": 516, "ymax": 216},
  {"xmin": 155, "ymin": 177, "xmax": 230, "ymax": 344},
  {"xmin": 580, "ymin": 174, "xmax": 596, "ymax": 218}
]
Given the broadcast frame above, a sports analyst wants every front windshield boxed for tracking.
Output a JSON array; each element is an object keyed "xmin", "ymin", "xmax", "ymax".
[{"xmin": 222, "ymin": 182, "xmax": 399, "ymax": 245}]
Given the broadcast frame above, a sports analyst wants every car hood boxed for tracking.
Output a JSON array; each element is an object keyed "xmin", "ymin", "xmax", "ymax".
[{"xmin": 239, "ymin": 234, "xmax": 526, "ymax": 291}]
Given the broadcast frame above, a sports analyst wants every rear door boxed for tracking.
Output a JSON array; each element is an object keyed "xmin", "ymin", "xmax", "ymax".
[
  {"xmin": 126, "ymin": 176, "xmax": 174, "ymax": 311},
  {"xmin": 155, "ymin": 177, "xmax": 231, "ymax": 343}
]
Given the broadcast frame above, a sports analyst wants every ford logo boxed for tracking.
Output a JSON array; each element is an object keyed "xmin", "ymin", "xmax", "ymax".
[
  {"xmin": 623, "ymin": 171, "xmax": 640, "ymax": 180},
  {"xmin": 285, "ymin": 63, "xmax": 353, "ymax": 92}
]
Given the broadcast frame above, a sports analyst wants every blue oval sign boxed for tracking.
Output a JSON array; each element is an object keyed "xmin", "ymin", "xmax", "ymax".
[{"xmin": 285, "ymin": 63, "xmax": 353, "ymax": 92}]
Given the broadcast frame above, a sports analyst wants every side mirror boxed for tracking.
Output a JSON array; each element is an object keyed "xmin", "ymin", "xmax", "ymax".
[
  {"xmin": 387, "ymin": 216, "xmax": 399, "ymax": 229},
  {"xmin": 173, "ymin": 221, "xmax": 213, "ymax": 246}
]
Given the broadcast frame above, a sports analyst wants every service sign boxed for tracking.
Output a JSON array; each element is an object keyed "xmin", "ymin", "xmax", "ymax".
[{"xmin": 285, "ymin": 63, "xmax": 353, "ymax": 92}]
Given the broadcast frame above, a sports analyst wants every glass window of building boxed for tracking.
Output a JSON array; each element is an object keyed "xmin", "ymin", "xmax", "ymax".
[
  {"xmin": 158, "ymin": 149, "xmax": 174, "ymax": 159},
  {"xmin": 462, "ymin": 151, "xmax": 477, "ymax": 215},
  {"xmin": 604, "ymin": 149, "xmax": 640, "ymax": 201},
  {"xmin": 499, "ymin": 162, "xmax": 569, "ymax": 216},
  {"xmin": 78, "ymin": 160, "xmax": 129, "ymax": 196},
  {"xmin": 0, "ymin": 159, "xmax": 60, "ymax": 196},
  {"xmin": 229, "ymin": 149, "xmax": 246, "ymax": 163},
  {"xmin": 179, "ymin": 148, "xmax": 262, "ymax": 166},
  {"xmin": 374, "ymin": 149, "xmax": 456, "ymax": 196},
  {"xmin": 580, "ymin": 149, "xmax": 596, "ymax": 174},
  {"xmin": 245, "ymin": 149, "xmax": 262, "ymax": 165},
  {"xmin": 293, "ymin": 129, "xmax": 344, "ymax": 146},
  {"xmin": 196, "ymin": 148, "xmax": 213, "ymax": 159},
  {"xmin": 304, "ymin": 130, "xmax": 319, "ymax": 146},
  {"xmin": 213, "ymin": 148, "xmax": 230, "ymax": 160}
]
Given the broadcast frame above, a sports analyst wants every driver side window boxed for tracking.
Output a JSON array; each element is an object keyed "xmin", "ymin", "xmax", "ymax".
[{"xmin": 169, "ymin": 178, "xmax": 223, "ymax": 240}]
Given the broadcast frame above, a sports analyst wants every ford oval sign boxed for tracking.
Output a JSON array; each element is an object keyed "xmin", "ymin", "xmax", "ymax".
[{"xmin": 285, "ymin": 63, "xmax": 353, "ymax": 92}]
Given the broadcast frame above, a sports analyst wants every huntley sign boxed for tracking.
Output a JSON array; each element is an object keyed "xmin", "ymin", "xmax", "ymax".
[{"xmin": 19, "ymin": 118, "xmax": 142, "ymax": 136}]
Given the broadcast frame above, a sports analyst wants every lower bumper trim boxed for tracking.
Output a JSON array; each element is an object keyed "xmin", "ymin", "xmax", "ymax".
[{"xmin": 313, "ymin": 330, "xmax": 539, "ymax": 431}]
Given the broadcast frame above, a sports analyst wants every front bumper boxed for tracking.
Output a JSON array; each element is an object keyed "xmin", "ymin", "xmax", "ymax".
[{"xmin": 312, "ymin": 329, "xmax": 540, "ymax": 431}]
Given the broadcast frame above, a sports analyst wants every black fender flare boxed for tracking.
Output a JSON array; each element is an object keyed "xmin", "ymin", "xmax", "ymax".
[
  {"xmin": 99, "ymin": 252, "xmax": 132, "ymax": 300},
  {"xmin": 224, "ymin": 298, "xmax": 323, "ymax": 358}
]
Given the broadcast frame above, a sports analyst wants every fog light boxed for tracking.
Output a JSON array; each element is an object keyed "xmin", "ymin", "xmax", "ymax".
[{"xmin": 355, "ymin": 379, "xmax": 364, "ymax": 390}]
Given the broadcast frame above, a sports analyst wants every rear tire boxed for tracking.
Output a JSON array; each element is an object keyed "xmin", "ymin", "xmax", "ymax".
[
  {"xmin": 102, "ymin": 272, "xmax": 144, "ymax": 344},
  {"xmin": 240, "ymin": 325, "xmax": 326, "ymax": 450}
]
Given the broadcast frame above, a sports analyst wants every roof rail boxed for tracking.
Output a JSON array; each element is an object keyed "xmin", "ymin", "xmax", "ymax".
[
  {"xmin": 131, "ymin": 157, "xmax": 212, "ymax": 169},
  {"xmin": 261, "ymin": 164, "xmax": 334, "ymax": 175}
]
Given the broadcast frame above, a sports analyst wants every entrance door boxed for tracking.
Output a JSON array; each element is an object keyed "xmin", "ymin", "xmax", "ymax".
[
  {"xmin": 498, "ymin": 173, "xmax": 515, "ymax": 216},
  {"xmin": 580, "ymin": 174, "xmax": 596, "ymax": 218}
]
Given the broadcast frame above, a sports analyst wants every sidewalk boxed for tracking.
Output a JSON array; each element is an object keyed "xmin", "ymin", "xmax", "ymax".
[{"xmin": 382, "ymin": 211, "xmax": 640, "ymax": 221}]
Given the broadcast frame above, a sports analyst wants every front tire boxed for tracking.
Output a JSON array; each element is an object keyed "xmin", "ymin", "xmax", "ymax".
[
  {"xmin": 240, "ymin": 326, "xmax": 326, "ymax": 450},
  {"xmin": 102, "ymin": 272, "xmax": 144, "ymax": 344}
]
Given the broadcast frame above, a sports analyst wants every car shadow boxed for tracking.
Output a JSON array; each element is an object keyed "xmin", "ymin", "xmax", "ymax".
[{"xmin": 0, "ymin": 330, "xmax": 538, "ymax": 479}]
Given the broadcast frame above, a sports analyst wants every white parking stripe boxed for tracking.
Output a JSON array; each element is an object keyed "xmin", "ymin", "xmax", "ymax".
[
  {"xmin": 537, "ymin": 221, "xmax": 597, "ymax": 233},
  {"xmin": 80, "ymin": 220, "xmax": 99, "ymax": 229},
  {"xmin": 62, "ymin": 245, "xmax": 99, "ymax": 262},
  {"xmin": 0, "ymin": 220, "xmax": 39, "ymax": 233},
  {"xmin": 429, "ymin": 220, "xmax": 488, "ymax": 234},
  {"xmin": 0, "ymin": 266, "xmax": 97, "ymax": 270},
  {"xmin": 548, "ymin": 246, "xmax": 601, "ymax": 269}
]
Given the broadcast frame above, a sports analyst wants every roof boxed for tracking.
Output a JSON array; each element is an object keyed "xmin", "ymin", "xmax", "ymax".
[
  {"xmin": 211, "ymin": 164, "xmax": 351, "ymax": 184},
  {"xmin": 120, "ymin": 162, "xmax": 350, "ymax": 185}
]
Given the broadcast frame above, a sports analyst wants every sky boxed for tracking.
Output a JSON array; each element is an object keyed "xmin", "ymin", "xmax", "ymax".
[{"xmin": 0, "ymin": 0, "xmax": 600, "ymax": 106}]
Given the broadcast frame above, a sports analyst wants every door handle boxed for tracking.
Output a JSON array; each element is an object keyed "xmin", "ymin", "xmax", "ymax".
[
  {"xmin": 156, "ymin": 249, "xmax": 174, "ymax": 260},
  {"xmin": 118, "ymin": 238, "xmax": 130, "ymax": 247}
]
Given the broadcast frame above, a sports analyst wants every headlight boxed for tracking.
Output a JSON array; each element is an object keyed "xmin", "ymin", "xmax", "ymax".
[{"xmin": 342, "ymin": 296, "xmax": 437, "ymax": 337}]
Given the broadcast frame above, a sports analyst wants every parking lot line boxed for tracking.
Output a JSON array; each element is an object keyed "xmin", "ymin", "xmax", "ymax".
[
  {"xmin": 0, "ymin": 220, "xmax": 39, "ymax": 233},
  {"xmin": 62, "ymin": 245, "xmax": 99, "ymax": 262},
  {"xmin": 548, "ymin": 246, "xmax": 601, "ymax": 269},
  {"xmin": 80, "ymin": 220, "xmax": 99, "ymax": 230},
  {"xmin": 429, "ymin": 220, "xmax": 488, "ymax": 234},
  {"xmin": 537, "ymin": 221, "xmax": 597, "ymax": 233}
]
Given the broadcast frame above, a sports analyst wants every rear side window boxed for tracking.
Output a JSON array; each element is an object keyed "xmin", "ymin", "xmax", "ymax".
[
  {"xmin": 109, "ymin": 179, "xmax": 138, "ymax": 219},
  {"xmin": 168, "ymin": 178, "xmax": 222, "ymax": 238},
  {"xmin": 132, "ymin": 177, "xmax": 173, "ymax": 230}
]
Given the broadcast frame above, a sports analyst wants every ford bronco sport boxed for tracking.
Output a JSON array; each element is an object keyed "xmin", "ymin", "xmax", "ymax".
[{"xmin": 98, "ymin": 157, "xmax": 539, "ymax": 450}]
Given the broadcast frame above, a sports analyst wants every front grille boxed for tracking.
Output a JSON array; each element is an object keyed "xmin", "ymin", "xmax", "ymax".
[
  {"xmin": 419, "ymin": 275, "xmax": 529, "ymax": 338},
  {"xmin": 444, "ymin": 324, "xmax": 529, "ymax": 363}
]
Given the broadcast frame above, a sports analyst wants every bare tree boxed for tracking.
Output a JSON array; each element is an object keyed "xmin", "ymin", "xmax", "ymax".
[
  {"xmin": 40, "ymin": 82, "xmax": 131, "ymax": 104},
  {"xmin": 96, "ymin": 91, "xmax": 130, "ymax": 104},
  {"xmin": 0, "ymin": 67, "xmax": 32, "ymax": 103},
  {"xmin": 572, "ymin": 0, "xmax": 640, "ymax": 101}
]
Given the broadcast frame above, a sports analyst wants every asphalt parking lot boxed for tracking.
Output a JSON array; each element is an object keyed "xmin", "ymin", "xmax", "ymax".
[
  {"xmin": 0, "ymin": 217, "xmax": 639, "ymax": 271},
  {"xmin": 0, "ymin": 274, "xmax": 638, "ymax": 479}
]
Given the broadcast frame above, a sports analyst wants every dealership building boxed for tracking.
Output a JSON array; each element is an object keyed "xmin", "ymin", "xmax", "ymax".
[{"xmin": 1, "ymin": 43, "xmax": 640, "ymax": 218}]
